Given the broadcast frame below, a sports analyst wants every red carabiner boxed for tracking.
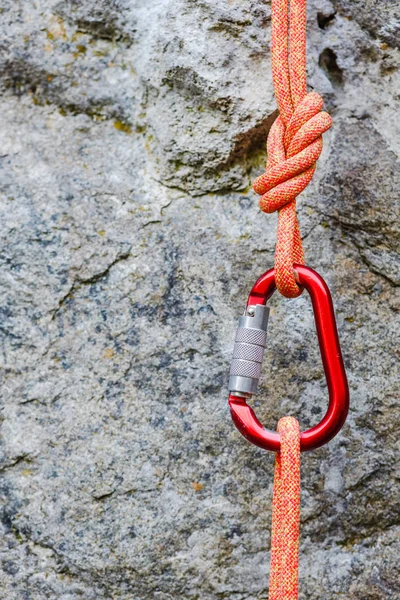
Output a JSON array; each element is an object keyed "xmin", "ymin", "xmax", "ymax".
[{"xmin": 228, "ymin": 265, "xmax": 349, "ymax": 452}]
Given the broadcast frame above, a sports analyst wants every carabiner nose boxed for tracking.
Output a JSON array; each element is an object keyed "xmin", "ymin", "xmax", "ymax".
[{"xmin": 228, "ymin": 265, "xmax": 349, "ymax": 452}]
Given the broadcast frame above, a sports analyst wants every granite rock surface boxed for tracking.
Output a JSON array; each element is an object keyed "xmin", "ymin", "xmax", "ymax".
[{"xmin": 0, "ymin": 1, "xmax": 399, "ymax": 599}]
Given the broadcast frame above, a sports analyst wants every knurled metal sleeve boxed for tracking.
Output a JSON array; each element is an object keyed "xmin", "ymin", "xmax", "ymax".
[
  {"xmin": 229, "ymin": 327, "xmax": 267, "ymax": 380},
  {"xmin": 235, "ymin": 327, "xmax": 267, "ymax": 347},
  {"xmin": 232, "ymin": 342, "xmax": 265, "ymax": 362},
  {"xmin": 230, "ymin": 358, "xmax": 262, "ymax": 379}
]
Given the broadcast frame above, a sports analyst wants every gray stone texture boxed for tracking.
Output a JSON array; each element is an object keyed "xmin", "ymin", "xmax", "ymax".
[{"xmin": 0, "ymin": 0, "xmax": 399, "ymax": 598}]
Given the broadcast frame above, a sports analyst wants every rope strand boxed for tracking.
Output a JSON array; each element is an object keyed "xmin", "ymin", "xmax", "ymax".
[
  {"xmin": 269, "ymin": 417, "xmax": 301, "ymax": 600},
  {"xmin": 254, "ymin": 0, "xmax": 332, "ymax": 297}
]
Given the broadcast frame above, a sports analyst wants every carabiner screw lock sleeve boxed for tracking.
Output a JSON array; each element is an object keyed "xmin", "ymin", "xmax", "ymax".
[{"xmin": 229, "ymin": 304, "xmax": 270, "ymax": 397}]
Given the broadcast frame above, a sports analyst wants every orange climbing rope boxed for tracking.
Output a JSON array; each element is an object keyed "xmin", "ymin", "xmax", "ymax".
[
  {"xmin": 254, "ymin": 0, "xmax": 332, "ymax": 596},
  {"xmin": 228, "ymin": 0, "xmax": 347, "ymax": 595},
  {"xmin": 253, "ymin": 0, "xmax": 332, "ymax": 298},
  {"xmin": 269, "ymin": 417, "xmax": 301, "ymax": 600}
]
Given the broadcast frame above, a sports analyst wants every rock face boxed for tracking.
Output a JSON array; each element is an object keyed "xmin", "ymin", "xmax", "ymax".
[{"xmin": 0, "ymin": 1, "xmax": 399, "ymax": 598}]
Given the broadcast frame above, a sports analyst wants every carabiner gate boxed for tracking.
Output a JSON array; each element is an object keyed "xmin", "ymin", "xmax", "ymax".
[{"xmin": 228, "ymin": 265, "xmax": 349, "ymax": 452}]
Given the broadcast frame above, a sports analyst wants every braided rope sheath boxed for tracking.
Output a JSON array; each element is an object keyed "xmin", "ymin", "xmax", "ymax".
[
  {"xmin": 253, "ymin": 0, "xmax": 332, "ymax": 297},
  {"xmin": 269, "ymin": 417, "xmax": 301, "ymax": 600}
]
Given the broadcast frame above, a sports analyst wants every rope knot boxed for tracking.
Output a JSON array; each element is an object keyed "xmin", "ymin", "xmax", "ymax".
[
  {"xmin": 252, "ymin": 91, "xmax": 332, "ymax": 298},
  {"xmin": 253, "ymin": 92, "xmax": 332, "ymax": 213}
]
